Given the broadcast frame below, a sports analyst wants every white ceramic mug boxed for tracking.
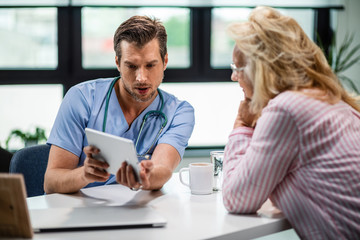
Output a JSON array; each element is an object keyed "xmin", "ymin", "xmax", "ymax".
[{"xmin": 179, "ymin": 162, "xmax": 214, "ymax": 195}]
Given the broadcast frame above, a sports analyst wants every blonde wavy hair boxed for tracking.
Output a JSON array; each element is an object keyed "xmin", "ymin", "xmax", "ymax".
[{"xmin": 227, "ymin": 6, "xmax": 360, "ymax": 116}]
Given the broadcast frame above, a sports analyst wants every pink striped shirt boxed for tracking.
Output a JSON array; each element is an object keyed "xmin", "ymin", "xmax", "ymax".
[{"xmin": 223, "ymin": 91, "xmax": 360, "ymax": 239}]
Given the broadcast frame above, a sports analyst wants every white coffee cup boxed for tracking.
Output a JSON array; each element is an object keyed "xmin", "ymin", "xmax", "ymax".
[{"xmin": 179, "ymin": 162, "xmax": 214, "ymax": 195}]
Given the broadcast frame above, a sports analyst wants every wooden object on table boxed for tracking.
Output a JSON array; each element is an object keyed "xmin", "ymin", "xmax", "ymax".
[{"xmin": 0, "ymin": 173, "xmax": 33, "ymax": 238}]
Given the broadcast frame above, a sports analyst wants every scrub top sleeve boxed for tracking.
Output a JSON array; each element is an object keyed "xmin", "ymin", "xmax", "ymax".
[
  {"xmin": 47, "ymin": 86, "xmax": 91, "ymax": 157},
  {"xmin": 157, "ymin": 101, "xmax": 195, "ymax": 158}
]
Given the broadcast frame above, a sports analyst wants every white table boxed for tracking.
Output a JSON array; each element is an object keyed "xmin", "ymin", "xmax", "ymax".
[{"xmin": 27, "ymin": 173, "xmax": 291, "ymax": 240}]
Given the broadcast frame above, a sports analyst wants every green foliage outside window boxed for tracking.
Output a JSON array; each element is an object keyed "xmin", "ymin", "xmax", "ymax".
[
  {"xmin": 5, "ymin": 127, "xmax": 47, "ymax": 150},
  {"xmin": 318, "ymin": 33, "xmax": 360, "ymax": 94},
  {"xmin": 164, "ymin": 16, "xmax": 190, "ymax": 47}
]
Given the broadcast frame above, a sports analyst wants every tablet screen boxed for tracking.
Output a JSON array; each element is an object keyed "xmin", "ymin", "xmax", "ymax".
[{"xmin": 85, "ymin": 128, "xmax": 141, "ymax": 182}]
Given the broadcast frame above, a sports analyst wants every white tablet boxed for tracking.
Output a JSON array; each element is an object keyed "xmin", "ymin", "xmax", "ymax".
[{"xmin": 85, "ymin": 128, "xmax": 141, "ymax": 182}]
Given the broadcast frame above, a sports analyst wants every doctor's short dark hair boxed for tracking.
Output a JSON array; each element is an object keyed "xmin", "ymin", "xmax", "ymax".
[{"xmin": 113, "ymin": 15, "xmax": 168, "ymax": 63}]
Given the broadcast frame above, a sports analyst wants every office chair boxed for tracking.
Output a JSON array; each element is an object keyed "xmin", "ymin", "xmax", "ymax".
[
  {"xmin": 9, "ymin": 144, "xmax": 50, "ymax": 197},
  {"xmin": 0, "ymin": 147, "xmax": 13, "ymax": 172}
]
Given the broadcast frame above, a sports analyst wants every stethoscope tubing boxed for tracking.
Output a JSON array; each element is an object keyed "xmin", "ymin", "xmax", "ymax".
[{"xmin": 103, "ymin": 77, "xmax": 168, "ymax": 157}]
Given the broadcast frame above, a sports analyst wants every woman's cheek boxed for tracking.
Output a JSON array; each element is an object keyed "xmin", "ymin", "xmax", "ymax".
[{"xmin": 239, "ymin": 78, "xmax": 253, "ymax": 99}]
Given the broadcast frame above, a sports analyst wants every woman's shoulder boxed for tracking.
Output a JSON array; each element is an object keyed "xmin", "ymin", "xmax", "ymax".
[
  {"xmin": 266, "ymin": 90, "xmax": 322, "ymax": 114},
  {"xmin": 269, "ymin": 90, "xmax": 305, "ymax": 105}
]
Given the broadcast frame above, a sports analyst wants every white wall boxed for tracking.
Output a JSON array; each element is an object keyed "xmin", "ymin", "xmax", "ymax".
[{"xmin": 0, "ymin": 85, "xmax": 63, "ymax": 150}]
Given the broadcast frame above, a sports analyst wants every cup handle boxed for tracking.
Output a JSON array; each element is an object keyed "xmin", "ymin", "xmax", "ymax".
[{"xmin": 179, "ymin": 168, "xmax": 190, "ymax": 187}]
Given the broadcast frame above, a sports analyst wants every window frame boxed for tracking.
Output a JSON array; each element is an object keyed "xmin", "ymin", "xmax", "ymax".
[
  {"xmin": 0, "ymin": 3, "xmax": 345, "ymax": 150},
  {"xmin": 0, "ymin": 4, "xmax": 343, "ymax": 94}
]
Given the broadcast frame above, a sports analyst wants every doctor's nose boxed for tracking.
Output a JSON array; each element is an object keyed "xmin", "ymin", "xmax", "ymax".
[{"xmin": 136, "ymin": 68, "xmax": 148, "ymax": 82}]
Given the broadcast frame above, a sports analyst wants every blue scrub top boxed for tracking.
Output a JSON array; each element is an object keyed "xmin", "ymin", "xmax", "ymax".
[{"xmin": 47, "ymin": 77, "xmax": 195, "ymax": 187}]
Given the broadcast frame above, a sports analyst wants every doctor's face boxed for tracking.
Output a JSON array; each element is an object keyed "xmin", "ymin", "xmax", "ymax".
[{"xmin": 116, "ymin": 38, "xmax": 168, "ymax": 103}]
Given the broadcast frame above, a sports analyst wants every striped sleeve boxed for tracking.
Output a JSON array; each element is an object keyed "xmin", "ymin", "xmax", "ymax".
[{"xmin": 222, "ymin": 106, "xmax": 299, "ymax": 213}]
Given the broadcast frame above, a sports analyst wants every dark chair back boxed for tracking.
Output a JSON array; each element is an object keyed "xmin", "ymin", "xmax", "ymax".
[
  {"xmin": 9, "ymin": 144, "xmax": 50, "ymax": 197},
  {"xmin": 0, "ymin": 147, "xmax": 13, "ymax": 172}
]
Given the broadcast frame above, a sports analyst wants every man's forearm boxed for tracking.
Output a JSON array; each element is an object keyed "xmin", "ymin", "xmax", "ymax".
[
  {"xmin": 147, "ymin": 165, "xmax": 173, "ymax": 190},
  {"xmin": 44, "ymin": 166, "xmax": 90, "ymax": 194}
]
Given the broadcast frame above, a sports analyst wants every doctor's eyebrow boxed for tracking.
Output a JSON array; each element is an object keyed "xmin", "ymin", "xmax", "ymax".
[{"xmin": 124, "ymin": 60, "xmax": 159, "ymax": 66}]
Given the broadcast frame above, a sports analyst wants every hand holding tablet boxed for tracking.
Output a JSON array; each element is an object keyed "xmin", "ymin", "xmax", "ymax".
[{"xmin": 85, "ymin": 128, "xmax": 141, "ymax": 182}]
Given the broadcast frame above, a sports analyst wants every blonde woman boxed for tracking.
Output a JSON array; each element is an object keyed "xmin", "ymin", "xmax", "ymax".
[{"xmin": 223, "ymin": 6, "xmax": 360, "ymax": 239}]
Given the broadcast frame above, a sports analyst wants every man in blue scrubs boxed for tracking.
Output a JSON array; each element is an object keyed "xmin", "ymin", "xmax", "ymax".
[{"xmin": 44, "ymin": 16, "xmax": 195, "ymax": 194}]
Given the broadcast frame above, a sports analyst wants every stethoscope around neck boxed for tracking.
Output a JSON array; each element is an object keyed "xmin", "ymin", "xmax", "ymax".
[{"xmin": 103, "ymin": 77, "xmax": 168, "ymax": 159}]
